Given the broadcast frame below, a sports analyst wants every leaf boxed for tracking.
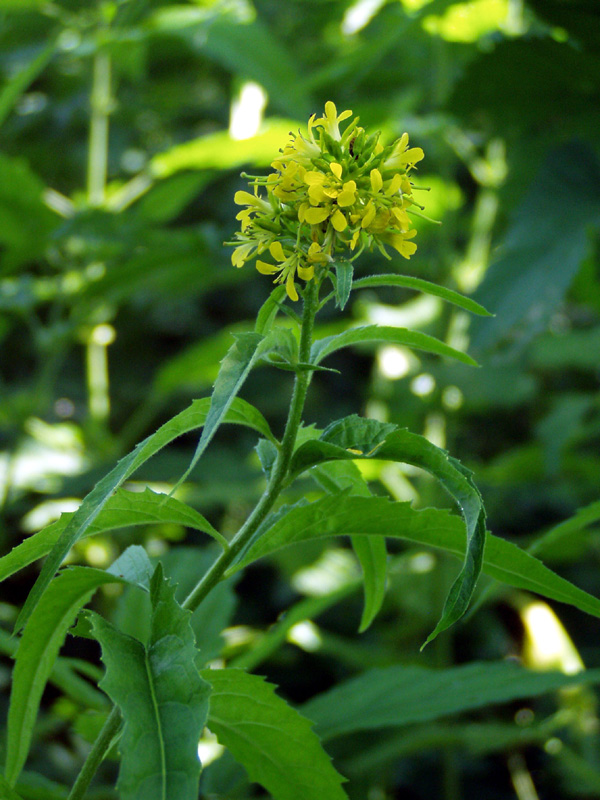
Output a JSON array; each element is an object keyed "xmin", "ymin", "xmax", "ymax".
[
  {"xmin": 201, "ymin": 668, "xmax": 348, "ymax": 800},
  {"xmin": 14, "ymin": 396, "xmax": 273, "ymax": 632},
  {"xmin": 92, "ymin": 566, "xmax": 211, "ymax": 800},
  {"xmin": 0, "ymin": 773, "xmax": 24, "ymax": 800},
  {"xmin": 255, "ymin": 285, "xmax": 288, "ymax": 334},
  {"xmin": 5, "ymin": 566, "xmax": 138, "ymax": 786},
  {"xmin": 1, "ymin": 486, "xmax": 223, "ymax": 586},
  {"xmin": 0, "ymin": 40, "xmax": 55, "ymax": 128},
  {"xmin": 288, "ymin": 416, "xmax": 486, "ymax": 643},
  {"xmin": 170, "ymin": 331, "xmax": 277, "ymax": 493},
  {"xmin": 348, "ymin": 274, "xmax": 492, "ymax": 315},
  {"xmin": 301, "ymin": 661, "xmax": 600, "ymax": 741},
  {"xmin": 232, "ymin": 493, "xmax": 600, "ymax": 622},
  {"xmin": 311, "ymin": 325, "xmax": 478, "ymax": 367},
  {"xmin": 311, "ymin": 461, "xmax": 387, "ymax": 632},
  {"xmin": 471, "ymin": 142, "xmax": 600, "ymax": 352},
  {"xmin": 334, "ymin": 260, "xmax": 353, "ymax": 310},
  {"xmin": 529, "ymin": 500, "xmax": 600, "ymax": 557}
]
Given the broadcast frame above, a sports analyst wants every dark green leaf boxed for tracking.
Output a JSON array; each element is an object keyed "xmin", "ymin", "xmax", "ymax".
[
  {"xmin": 349, "ymin": 274, "xmax": 492, "ymax": 315},
  {"xmin": 92, "ymin": 566, "xmax": 211, "ymax": 800},
  {"xmin": 232, "ymin": 494, "xmax": 600, "ymax": 622},
  {"xmin": 14, "ymin": 397, "xmax": 272, "ymax": 631},
  {"xmin": 334, "ymin": 260, "xmax": 353, "ymax": 310},
  {"xmin": 201, "ymin": 668, "xmax": 348, "ymax": 800},
  {"xmin": 5, "ymin": 567, "xmax": 134, "ymax": 786},
  {"xmin": 302, "ymin": 661, "xmax": 600, "ymax": 741},
  {"xmin": 311, "ymin": 325, "xmax": 478, "ymax": 367}
]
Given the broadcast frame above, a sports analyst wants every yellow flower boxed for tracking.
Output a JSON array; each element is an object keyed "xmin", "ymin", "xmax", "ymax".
[{"xmin": 227, "ymin": 101, "xmax": 429, "ymax": 298}]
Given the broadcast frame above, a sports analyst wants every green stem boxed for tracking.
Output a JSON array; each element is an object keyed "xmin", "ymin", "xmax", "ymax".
[
  {"xmin": 183, "ymin": 278, "xmax": 320, "ymax": 614},
  {"xmin": 67, "ymin": 707, "xmax": 121, "ymax": 800},
  {"xmin": 87, "ymin": 43, "xmax": 111, "ymax": 207}
]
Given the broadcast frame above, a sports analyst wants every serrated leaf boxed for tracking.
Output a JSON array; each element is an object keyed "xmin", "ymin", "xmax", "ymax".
[
  {"xmin": 92, "ymin": 566, "xmax": 211, "ymax": 800},
  {"xmin": 288, "ymin": 416, "xmax": 485, "ymax": 644},
  {"xmin": 302, "ymin": 661, "xmax": 600, "ymax": 741},
  {"xmin": 232, "ymin": 493, "xmax": 600, "ymax": 623},
  {"xmin": 14, "ymin": 396, "xmax": 272, "ymax": 632},
  {"xmin": 106, "ymin": 544, "xmax": 154, "ymax": 588},
  {"xmin": 1, "ymin": 487, "xmax": 224, "ymax": 588},
  {"xmin": 201, "ymin": 668, "xmax": 348, "ymax": 800},
  {"xmin": 334, "ymin": 260, "xmax": 353, "ymax": 310},
  {"xmin": 311, "ymin": 461, "xmax": 386, "ymax": 632},
  {"xmin": 349, "ymin": 274, "xmax": 492, "ymax": 316},
  {"xmin": 171, "ymin": 331, "xmax": 278, "ymax": 494},
  {"xmin": 255, "ymin": 285, "xmax": 288, "ymax": 334},
  {"xmin": 5, "ymin": 567, "xmax": 135, "ymax": 786},
  {"xmin": 311, "ymin": 325, "xmax": 478, "ymax": 367}
]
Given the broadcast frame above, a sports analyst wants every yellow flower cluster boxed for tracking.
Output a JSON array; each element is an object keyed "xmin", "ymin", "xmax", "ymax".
[{"xmin": 229, "ymin": 102, "xmax": 425, "ymax": 300}]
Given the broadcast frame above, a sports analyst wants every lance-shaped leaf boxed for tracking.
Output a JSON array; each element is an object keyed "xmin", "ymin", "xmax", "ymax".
[
  {"xmin": 311, "ymin": 461, "xmax": 387, "ymax": 632},
  {"xmin": 311, "ymin": 325, "xmax": 478, "ymax": 367},
  {"xmin": 92, "ymin": 565, "xmax": 211, "ymax": 800},
  {"xmin": 5, "ymin": 547, "xmax": 153, "ymax": 786},
  {"xmin": 15, "ymin": 395, "xmax": 274, "ymax": 632},
  {"xmin": 348, "ymin": 274, "xmax": 492, "ymax": 316},
  {"xmin": 302, "ymin": 660, "xmax": 600, "ymax": 741},
  {"xmin": 201, "ymin": 668, "xmax": 347, "ymax": 800},
  {"xmin": 287, "ymin": 416, "xmax": 485, "ymax": 644},
  {"xmin": 231, "ymin": 494, "xmax": 600, "ymax": 621},
  {"xmin": 0, "ymin": 488, "xmax": 225, "ymax": 585},
  {"xmin": 170, "ymin": 330, "xmax": 279, "ymax": 493},
  {"xmin": 333, "ymin": 260, "xmax": 353, "ymax": 310}
]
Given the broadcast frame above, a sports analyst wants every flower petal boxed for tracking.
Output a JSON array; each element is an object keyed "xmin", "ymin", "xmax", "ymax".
[
  {"xmin": 331, "ymin": 209, "xmax": 347, "ymax": 231},
  {"xmin": 286, "ymin": 271, "xmax": 299, "ymax": 301},
  {"xmin": 269, "ymin": 241, "xmax": 286, "ymax": 262},
  {"xmin": 330, "ymin": 162, "xmax": 343, "ymax": 180},
  {"xmin": 256, "ymin": 260, "xmax": 279, "ymax": 275},
  {"xmin": 370, "ymin": 168, "xmax": 383, "ymax": 194},
  {"xmin": 304, "ymin": 206, "xmax": 330, "ymax": 224}
]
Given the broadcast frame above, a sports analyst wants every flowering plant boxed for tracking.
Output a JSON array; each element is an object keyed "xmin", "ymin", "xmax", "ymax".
[{"xmin": 13, "ymin": 101, "xmax": 571, "ymax": 800}]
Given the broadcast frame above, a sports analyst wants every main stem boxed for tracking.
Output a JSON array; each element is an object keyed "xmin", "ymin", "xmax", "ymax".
[{"xmin": 183, "ymin": 278, "xmax": 320, "ymax": 613}]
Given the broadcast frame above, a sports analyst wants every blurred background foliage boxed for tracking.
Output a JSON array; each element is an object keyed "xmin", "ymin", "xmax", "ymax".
[{"xmin": 1, "ymin": 0, "xmax": 600, "ymax": 798}]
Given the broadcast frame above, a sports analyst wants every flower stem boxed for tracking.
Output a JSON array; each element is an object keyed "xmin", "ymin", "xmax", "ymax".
[
  {"xmin": 67, "ymin": 706, "xmax": 121, "ymax": 800},
  {"xmin": 182, "ymin": 277, "xmax": 320, "ymax": 614}
]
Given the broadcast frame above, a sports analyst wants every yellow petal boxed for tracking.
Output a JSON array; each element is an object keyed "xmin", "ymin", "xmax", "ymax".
[
  {"xmin": 304, "ymin": 206, "xmax": 330, "ymax": 224},
  {"xmin": 269, "ymin": 241, "xmax": 286, "ymax": 262},
  {"xmin": 385, "ymin": 174, "xmax": 402, "ymax": 196},
  {"xmin": 298, "ymin": 202, "xmax": 309, "ymax": 222},
  {"xmin": 324, "ymin": 101, "xmax": 337, "ymax": 122},
  {"xmin": 308, "ymin": 184, "xmax": 329, "ymax": 204},
  {"xmin": 337, "ymin": 189, "xmax": 356, "ymax": 208},
  {"xmin": 370, "ymin": 169, "xmax": 383, "ymax": 193},
  {"xmin": 391, "ymin": 206, "xmax": 410, "ymax": 231},
  {"xmin": 402, "ymin": 147, "xmax": 424, "ymax": 165},
  {"xmin": 338, "ymin": 109, "xmax": 353, "ymax": 122},
  {"xmin": 331, "ymin": 209, "xmax": 347, "ymax": 231},
  {"xmin": 297, "ymin": 265, "xmax": 315, "ymax": 280},
  {"xmin": 256, "ymin": 260, "xmax": 279, "ymax": 275},
  {"xmin": 304, "ymin": 170, "xmax": 326, "ymax": 186},
  {"xmin": 361, "ymin": 201, "xmax": 376, "ymax": 228},
  {"xmin": 286, "ymin": 271, "xmax": 299, "ymax": 301},
  {"xmin": 330, "ymin": 162, "xmax": 343, "ymax": 180},
  {"xmin": 234, "ymin": 190, "xmax": 259, "ymax": 206}
]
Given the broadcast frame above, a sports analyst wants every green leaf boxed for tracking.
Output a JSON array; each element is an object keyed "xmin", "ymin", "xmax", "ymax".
[
  {"xmin": 529, "ymin": 500, "xmax": 600, "ymax": 557},
  {"xmin": 311, "ymin": 325, "xmax": 478, "ymax": 367},
  {"xmin": 288, "ymin": 416, "xmax": 486, "ymax": 643},
  {"xmin": 302, "ymin": 661, "xmax": 600, "ymax": 741},
  {"xmin": 1, "ymin": 487, "xmax": 223, "ymax": 587},
  {"xmin": 5, "ymin": 566, "xmax": 136, "ymax": 786},
  {"xmin": 232, "ymin": 493, "xmax": 600, "ymax": 623},
  {"xmin": 311, "ymin": 461, "xmax": 387, "ymax": 632},
  {"xmin": 0, "ymin": 773, "xmax": 24, "ymax": 800},
  {"xmin": 0, "ymin": 41, "xmax": 55, "ymax": 128},
  {"xmin": 92, "ymin": 566, "xmax": 211, "ymax": 800},
  {"xmin": 171, "ymin": 331, "xmax": 277, "ymax": 493},
  {"xmin": 201, "ymin": 668, "xmax": 348, "ymax": 800},
  {"xmin": 349, "ymin": 274, "xmax": 492, "ymax": 316},
  {"xmin": 14, "ymin": 396, "xmax": 272, "ymax": 632},
  {"xmin": 334, "ymin": 260, "xmax": 353, "ymax": 310},
  {"xmin": 255, "ymin": 285, "xmax": 288, "ymax": 334},
  {"xmin": 471, "ymin": 142, "xmax": 600, "ymax": 352}
]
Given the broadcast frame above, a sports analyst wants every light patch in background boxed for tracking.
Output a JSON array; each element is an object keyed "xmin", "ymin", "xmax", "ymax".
[
  {"xmin": 423, "ymin": 0, "xmax": 517, "ymax": 42},
  {"xmin": 410, "ymin": 373, "xmax": 435, "ymax": 397},
  {"xmin": 287, "ymin": 620, "xmax": 322, "ymax": 652},
  {"xmin": 21, "ymin": 497, "xmax": 80, "ymax": 532},
  {"xmin": 378, "ymin": 345, "xmax": 411, "ymax": 380},
  {"xmin": 292, "ymin": 548, "xmax": 358, "ymax": 596},
  {"xmin": 198, "ymin": 729, "xmax": 224, "ymax": 768},
  {"xmin": 521, "ymin": 601, "xmax": 584, "ymax": 674},
  {"xmin": 229, "ymin": 82, "xmax": 268, "ymax": 141},
  {"xmin": 341, "ymin": 0, "xmax": 386, "ymax": 35}
]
